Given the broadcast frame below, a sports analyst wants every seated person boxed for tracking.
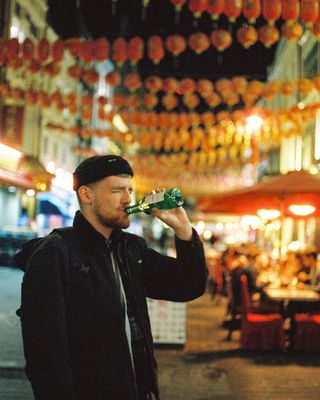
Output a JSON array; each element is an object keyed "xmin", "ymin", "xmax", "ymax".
[{"xmin": 297, "ymin": 247, "xmax": 320, "ymax": 289}]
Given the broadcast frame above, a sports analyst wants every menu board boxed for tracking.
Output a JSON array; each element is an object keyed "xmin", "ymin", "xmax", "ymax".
[{"xmin": 147, "ymin": 298, "xmax": 187, "ymax": 345}]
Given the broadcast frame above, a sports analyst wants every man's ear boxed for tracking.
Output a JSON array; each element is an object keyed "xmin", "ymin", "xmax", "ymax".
[{"xmin": 78, "ymin": 185, "xmax": 93, "ymax": 205}]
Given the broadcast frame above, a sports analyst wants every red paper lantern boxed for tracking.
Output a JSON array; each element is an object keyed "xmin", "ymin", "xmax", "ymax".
[
  {"xmin": 201, "ymin": 111, "xmax": 215, "ymax": 126},
  {"xmin": 68, "ymin": 64, "xmax": 83, "ymax": 79},
  {"xmin": 188, "ymin": 32, "xmax": 210, "ymax": 54},
  {"xmin": 143, "ymin": 93, "xmax": 158, "ymax": 109},
  {"xmin": 301, "ymin": 0, "xmax": 319, "ymax": 28},
  {"xmin": 6, "ymin": 38, "xmax": 20, "ymax": 61},
  {"xmin": 51, "ymin": 39, "xmax": 64, "ymax": 62},
  {"xmin": 113, "ymin": 93, "xmax": 126, "ymax": 108},
  {"xmin": 224, "ymin": 0, "xmax": 242, "ymax": 22},
  {"xmin": 205, "ymin": 92, "xmax": 222, "ymax": 107},
  {"xmin": 165, "ymin": 34, "xmax": 187, "ymax": 57},
  {"xmin": 123, "ymin": 72, "xmax": 142, "ymax": 92},
  {"xmin": 232, "ymin": 76, "xmax": 248, "ymax": 94},
  {"xmin": 147, "ymin": 36, "xmax": 165, "ymax": 64},
  {"xmin": 180, "ymin": 78, "xmax": 197, "ymax": 94},
  {"xmin": 162, "ymin": 94, "xmax": 178, "ymax": 110},
  {"xmin": 126, "ymin": 94, "xmax": 141, "ymax": 109},
  {"xmin": 183, "ymin": 93, "xmax": 200, "ymax": 109},
  {"xmin": 29, "ymin": 59, "xmax": 41, "ymax": 73},
  {"xmin": 79, "ymin": 40, "xmax": 95, "ymax": 63},
  {"xmin": 298, "ymin": 78, "xmax": 314, "ymax": 94},
  {"xmin": 262, "ymin": 0, "xmax": 282, "ymax": 26},
  {"xmin": 43, "ymin": 62, "xmax": 60, "ymax": 77},
  {"xmin": 188, "ymin": 0, "xmax": 208, "ymax": 18},
  {"xmin": 82, "ymin": 68, "xmax": 99, "ymax": 84},
  {"xmin": 94, "ymin": 37, "xmax": 110, "ymax": 62},
  {"xmin": 198, "ymin": 79, "xmax": 214, "ymax": 97},
  {"xmin": 281, "ymin": 81, "xmax": 295, "ymax": 96},
  {"xmin": 22, "ymin": 38, "xmax": 34, "ymax": 61},
  {"xmin": 312, "ymin": 22, "xmax": 320, "ymax": 39},
  {"xmin": 163, "ymin": 77, "xmax": 180, "ymax": 93},
  {"xmin": 210, "ymin": 29, "xmax": 232, "ymax": 51},
  {"xmin": 237, "ymin": 25, "xmax": 258, "ymax": 48},
  {"xmin": 105, "ymin": 71, "xmax": 121, "ymax": 87},
  {"xmin": 37, "ymin": 38, "xmax": 50, "ymax": 62},
  {"xmin": 281, "ymin": 0, "xmax": 300, "ymax": 25},
  {"xmin": 243, "ymin": 0, "xmax": 261, "ymax": 24},
  {"xmin": 207, "ymin": 0, "xmax": 225, "ymax": 20},
  {"xmin": 281, "ymin": 22, "xmax": 303, "ymax": 41},
  {"xmin": 258, "ymin": 25, "xmax": 280, "ymax": 47},
  {"xmin": 112, "ymin": 38, "xmax": 128, "ymax": 66},
  {"xmin": 127, "ymin": 36, "xmax": 144, "ymax": 65},
  {"xmin": 64, "ymin": 38, "xmax": 81, "ymax": 58},
  {"xmin": 144, "ymin": 75, "xmax": 163, "ymax": 92}
]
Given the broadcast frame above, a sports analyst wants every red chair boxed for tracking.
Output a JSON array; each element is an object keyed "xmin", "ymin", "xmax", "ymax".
[
  {"xmin": 240, "ymin": 275, "xmax": 286, "ymax": 351},
  {"xmin": 293, "ymin": 313, "xmax": 320, "ymax": 352}
]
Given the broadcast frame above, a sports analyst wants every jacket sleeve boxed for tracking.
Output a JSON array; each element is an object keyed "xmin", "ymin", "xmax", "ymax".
[
  {"xmin": 20, "ymin": 244, "xmax": 77, "ymax": 400},
  {"xmin": 142, "ymin": 228, "xmax": 207, "ymax": 301}
]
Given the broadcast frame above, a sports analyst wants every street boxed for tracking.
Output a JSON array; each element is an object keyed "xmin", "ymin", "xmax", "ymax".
[{"xmin": 1, "ymin": 267, "xmax": 320, "ymax": 400}]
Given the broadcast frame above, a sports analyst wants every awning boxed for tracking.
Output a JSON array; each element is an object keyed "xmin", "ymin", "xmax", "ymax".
[{"xmin": 0, "ymin": 154, "xmax": 54, "ymax": 191}]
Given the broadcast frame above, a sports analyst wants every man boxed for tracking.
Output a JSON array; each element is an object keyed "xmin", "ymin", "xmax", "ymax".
[{"xmin": 16, "ymin": 155, "xmax": 207, "ymax": 400}]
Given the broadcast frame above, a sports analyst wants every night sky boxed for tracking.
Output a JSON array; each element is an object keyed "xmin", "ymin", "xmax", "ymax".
[{"xmin": 47, "ymin": 0, "xmax": 278, "ymax": 84}]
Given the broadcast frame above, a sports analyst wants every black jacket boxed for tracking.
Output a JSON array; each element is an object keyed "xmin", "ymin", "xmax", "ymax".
[{"xmin": 16, "ymin": 211, "xmax": 207, "ymax": 400}]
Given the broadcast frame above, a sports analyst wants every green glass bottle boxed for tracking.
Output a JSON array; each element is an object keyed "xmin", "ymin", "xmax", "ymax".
[{"xmin": 126, "ymin": 188, "xmax": 184, "ymax": 215}]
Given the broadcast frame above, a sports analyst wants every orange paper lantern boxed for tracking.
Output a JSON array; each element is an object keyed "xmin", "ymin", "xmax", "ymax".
[
  {"xmin": 301, "ymin": 0, "xmax": 319, "ymax": 28},
  {"xmin": 188, "ymin": 32, "xmax": 210, "ymax": 54},
  {"xmin": 163, "ymin": 77, "xmax": 180, "ymax": 93},
  {"xmin": 281, "ymin": 22, "xmax": 303, "ymax": 41},
  {"xmin": 112, "ymin": 38, "xmax": 128, "ymax": 65},
  {"xmin": 237, "ymin": 25, "xmax": 258, "ymax": 48},
  {"xmin": 198, "ymin": 79, "xmax": 214, "ymax": 97},
  {"xmin": 243, "ymin": 0, "xmax": 262, "ymax": 24},
  {"xmin": 224, "ymin": 0, "xmax": 242, "ymax": 22},
  {"xmin": 210, "ymin": 29, "xmax": 233, "ymax": 51},
  {"xmin": 262, "ymin": 0, "xmax": 282, "ymax": 26},
  {"xmin": 143, "ymin": 93, "xmax": 158, "ymax": 109},
  {"xmin": 165, "ymin": 34, "xmax": 187, "ymax": 57},
  {"xmin": 281, "ymin": 81, "xmax": 295, "ymax": 96},
  {"xmin": 188, "ymin": 0, "xmax": 208, "ymax": 18},
  {"xmin": 147, "ymin": 36, "xmax": 165, "ymax": 64},
  {"xmin": 207, "ymin": 0, "xmax": 225, "ymax": 20},
  {"xmin": 105, "ymin": 71, "xmax": 121, "ymax": 87},
  {"xmin": 37, "ymin": 38, "xmax": 50, "ymax": 62},
  {"xmin": 312, "ymin": 22, "xmax": 320, "ymax": 39},
  {"xmin": 232, "ymin": 76, "xmax": 248, "ymax": 94},
  {"xmin": 281, "ymin": 0, "xmax": 300, "ymax": 25},
  {"xmin": 123, "ymin": 72, "xmax": 142, "ymax": 92},
  {"xmin": 127, "ymin": 36, "xmax": 144, "ymax": 65},
  {"xmin": 94, "ymin": 37, "xmax": 110, "ymax": 61},
  {"xmin": 144, "ymin": 75, "xmax": 163, "ymax": 92},
  {"xmin": 258, "ymin": 25, "xmax": 280, "ymax": 47},
  {"xmin": 180, "ymin": 78, "xmax": 197, "ymax": 94},
  {"xmin": 298, "ymin": 78, "xmax": 314, "ymax": 94},
  {"xmin": 183, "ymin": 93, "xmax": 200, "ymax": 109},
  {"xmin": 6, "ymin": 38, "xmax": 20, "ymax": 61}
]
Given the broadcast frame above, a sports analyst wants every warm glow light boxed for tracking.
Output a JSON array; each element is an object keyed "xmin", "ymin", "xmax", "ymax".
[
  {"xmin": 112, "ymin": 114, "xmax": 128, "ymax": 133},
  {"xmin": 245, "ymin": 115, "xmax": 263, "ymax": 133},
  {"xmin": 0, "ymin": 143, "xmax": 22, "ymax": 159},
  {"xmin": 241, "ymin": 215, "xmax": 261, "ymax": 229},
  {"xmin": 315, "ymin": 109, "xmax": 320, "ymax": 160},
  {"xmin": 288, "ymin": 204, "xmax": 316, "ymax": 216},
  {"xmin": 26, "ymin": 189, "xmax": 35, "ymax": 196},
  {"xmin": 203, "ymin": 230, "xmax": 212, "ymax": 240},
  {"xmin": 46, "ymin": 161, "xmax": 56, "ymax": 174},
  {"xmin": 257, "ymin": 209, "xmax": 281, "ymax": 220}
]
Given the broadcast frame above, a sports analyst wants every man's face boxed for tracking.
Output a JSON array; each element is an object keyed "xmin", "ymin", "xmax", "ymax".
[{"xmin": 89, "ymin": 175, "xmax": 133, "ymax": 230}]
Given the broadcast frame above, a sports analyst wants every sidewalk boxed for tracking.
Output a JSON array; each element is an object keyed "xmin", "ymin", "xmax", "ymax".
[{"xmin": 1, "ymin": 268, "xmax": 320, "ymax": 399}]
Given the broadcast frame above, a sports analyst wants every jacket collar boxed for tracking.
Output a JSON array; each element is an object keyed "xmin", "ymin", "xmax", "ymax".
[{"xmin": 73, "ymin": 210, "xmax": 123, "ymax": 251}]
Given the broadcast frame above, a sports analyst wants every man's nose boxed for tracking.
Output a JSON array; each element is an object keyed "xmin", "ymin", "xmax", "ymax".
[{"xmin": 123, "ymin": 190, "xmax": 132, "ymax": 203}]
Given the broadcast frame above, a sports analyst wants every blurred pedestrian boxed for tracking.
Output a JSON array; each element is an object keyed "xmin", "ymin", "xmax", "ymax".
[{"xmin": 15, "ymin": 155, "xmax": 207, "ymax": 400}]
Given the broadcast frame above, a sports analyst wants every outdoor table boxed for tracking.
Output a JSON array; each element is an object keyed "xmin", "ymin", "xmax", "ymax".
[
  {"xmin": 264, "ymin": 287, "xmax": 320, "ymax": 303},
  {"xmin": 264, "ymin": 287, "xmax": 320, "ymax": 316}
]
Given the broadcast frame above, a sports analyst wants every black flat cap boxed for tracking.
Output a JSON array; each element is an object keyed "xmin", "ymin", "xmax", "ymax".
[{"xmin": 73, "ymin": 155, "xmax": 133, "ymax": 190}]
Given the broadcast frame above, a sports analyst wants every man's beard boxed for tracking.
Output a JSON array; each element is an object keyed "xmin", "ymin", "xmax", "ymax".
[{"xmin": 95, "ymin": 209, "xmax": 130, "ymax": 230}]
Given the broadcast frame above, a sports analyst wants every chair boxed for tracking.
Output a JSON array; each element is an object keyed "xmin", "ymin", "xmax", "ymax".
[
  {"xmin": 293, "ymin": 313, "xmax": 320, "ymax": 352},
  {"xmin": 240, "ymin": 275, "xmax": 286, "ymax": 351}
]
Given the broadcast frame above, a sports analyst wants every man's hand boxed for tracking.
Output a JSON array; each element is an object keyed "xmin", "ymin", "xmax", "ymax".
[{"xmin": 151, "ymin": 206, "xmax": 193, "ymax": 241}]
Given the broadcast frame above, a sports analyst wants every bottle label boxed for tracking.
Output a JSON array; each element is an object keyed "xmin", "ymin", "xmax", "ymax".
[{"xmin": 144, "ymin": 191, "xmax": 165, "ymax": 205}]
